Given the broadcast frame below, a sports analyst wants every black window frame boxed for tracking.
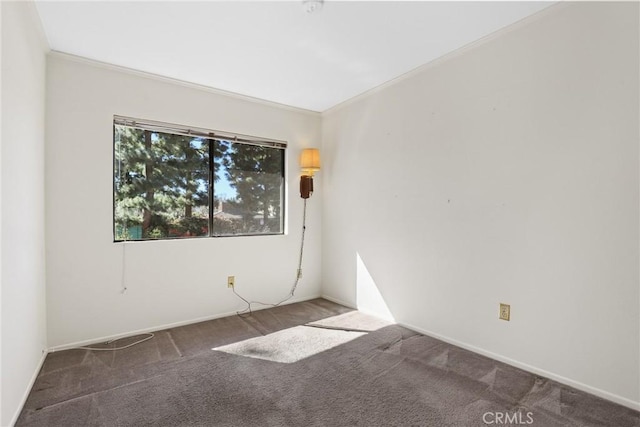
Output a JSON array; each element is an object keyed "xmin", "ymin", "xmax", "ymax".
[{"xmin": 113, "ymin": 116, "xmax": 286, "ymax": 242}]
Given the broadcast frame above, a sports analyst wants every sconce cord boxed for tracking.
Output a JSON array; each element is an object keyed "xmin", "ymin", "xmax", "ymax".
[{"xmin": 234, "ymin": 198, "xmax": 308, "ymax": 317}]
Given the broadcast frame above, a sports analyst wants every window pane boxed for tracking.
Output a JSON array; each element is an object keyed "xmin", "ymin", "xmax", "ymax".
[
  {"xmin": 114, "ymin": 125, "xmax": 209, "ymax": 240},
  {"xmin": 214, "ymin": 140, "xmax": 284, "ymax": 236},
  {"xmin": 113, "ymin": 118, "xmax": 286, "ymax": 241}
]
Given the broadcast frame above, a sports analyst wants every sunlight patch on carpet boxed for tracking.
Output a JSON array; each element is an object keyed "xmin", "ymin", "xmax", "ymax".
[
  {"xmin": 306, "ymin": 311, "xmax": 392, "ymax": 332},
  {"xmin": 213, "ymin": 326, "xmax": 365, "ymax": 363}
]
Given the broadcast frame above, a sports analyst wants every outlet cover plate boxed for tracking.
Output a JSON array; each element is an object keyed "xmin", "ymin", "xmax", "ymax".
[{"xmin": 499, "ymin": 303, "xmax": 510, "ymax": 321}]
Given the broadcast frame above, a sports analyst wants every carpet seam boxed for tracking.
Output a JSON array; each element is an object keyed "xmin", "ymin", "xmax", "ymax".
[
  {"xmin": 33, "ymin": 374, "xmax": 164, "ymax": 412},
  {"xmin": 166, "ymin": 330, "xmax": 184, "ymax": 358}
]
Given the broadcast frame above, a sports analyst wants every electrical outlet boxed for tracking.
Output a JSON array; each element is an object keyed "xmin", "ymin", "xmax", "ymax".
[
  {"xmin": 499, "ymin": 303, "xmax": 510, "ymax": 321},
  {"xmin": 227, "ymin": 276, "xmax": 235, "ymax": 288}
]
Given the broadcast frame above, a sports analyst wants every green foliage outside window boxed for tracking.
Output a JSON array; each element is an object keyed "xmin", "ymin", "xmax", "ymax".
[{"xmin": 114, "ymin": 124, "xmax": 284, "ymax": 241}]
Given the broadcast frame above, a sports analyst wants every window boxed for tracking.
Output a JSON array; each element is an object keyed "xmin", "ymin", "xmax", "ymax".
[{"xmin": 113, "ymin": 116, "xmax": 285, "ymax": 241}]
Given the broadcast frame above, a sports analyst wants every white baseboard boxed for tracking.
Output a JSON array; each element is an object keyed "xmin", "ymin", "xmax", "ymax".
[
  {"xmin": 49, "ymin": 293, "xmax": 321, "ymax": 352},
  {"xmin": 9, "ymin": 350, "xmax": 47, "ymax": 427},
  {"xmin": 398, "ymin": 321, "xmax": 640, "ymax": 412},
  {"xmin": 320, "ymin": 294, "xmax": 356, "ymax": 309}
]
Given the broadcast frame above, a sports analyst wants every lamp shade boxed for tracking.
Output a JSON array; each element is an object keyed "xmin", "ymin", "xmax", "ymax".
[{"xmin": 300, "ymin": 148, "xmax": 321, "ymax": 175}]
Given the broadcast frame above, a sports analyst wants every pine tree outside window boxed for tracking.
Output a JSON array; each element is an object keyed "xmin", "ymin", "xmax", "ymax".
[{"xmin": 113, "ymin": 117, "xmax": 285, "ymax": 241}]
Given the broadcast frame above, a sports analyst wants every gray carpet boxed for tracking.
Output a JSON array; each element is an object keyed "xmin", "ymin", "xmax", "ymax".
[{"xmin": 16, "ymin": 299, "xmax": 640, "ymax": 426}]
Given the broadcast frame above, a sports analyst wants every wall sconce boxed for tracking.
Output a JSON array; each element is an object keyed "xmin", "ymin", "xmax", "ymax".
[{"xmin": 300, "ymin": 148, "xmax": 320, "ymax": 199}]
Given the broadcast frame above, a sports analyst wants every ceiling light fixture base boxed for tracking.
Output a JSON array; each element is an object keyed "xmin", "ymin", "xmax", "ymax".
[{"xmin": 303, "ymin": 0, "xmax": 324, "ymax": 14}]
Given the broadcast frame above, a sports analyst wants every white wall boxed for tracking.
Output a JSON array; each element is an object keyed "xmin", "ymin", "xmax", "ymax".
[
  {"xmin": 46, "ymin": 55, "xmax": 322, "ymax": 348},
  {"xmin": 1, "ymin": 3, "xmax": 3, "ymax": 422},
  {"xmin": 1, "ymin": 2, "xmax": 48, "ymax": 425},
  {"xmin": 322, "ymin": 2, "xmax": 639, "ymax": 408}
]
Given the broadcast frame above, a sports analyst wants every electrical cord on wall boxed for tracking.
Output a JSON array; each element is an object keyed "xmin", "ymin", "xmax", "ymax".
[
  {"xmin": 121, "ymin": 239, "xmax": 128, "ymax": 294},
  {"xmin": 75, "ymin": 228, "xmax": 153, "ymax": 352},
  {"xmin": 116, "ymin": 148, "xmax": 128, "ymax": 295},
  {"xmin": 74, "ymin": 225, "xmax": 152, "ymax": 352},
  {"xmin": 233, "ymin": 199, "xmax": 308, "ymax": 317}
]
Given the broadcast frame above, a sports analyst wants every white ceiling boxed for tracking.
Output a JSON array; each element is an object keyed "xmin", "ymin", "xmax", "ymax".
[{"xmin": 35, "ymin": 1, "xmax": 552, "ymax": 112}]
